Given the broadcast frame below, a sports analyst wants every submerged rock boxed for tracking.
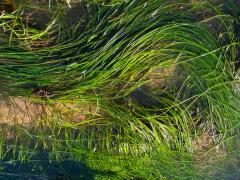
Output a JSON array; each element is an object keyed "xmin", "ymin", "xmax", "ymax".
[
  {"xmin": 0, "ymin": 0, "xmax": 16, "ymax": 13},
  {"xmin": 22, "ymin": 8, "xmax": 52, "ymax": 30}
]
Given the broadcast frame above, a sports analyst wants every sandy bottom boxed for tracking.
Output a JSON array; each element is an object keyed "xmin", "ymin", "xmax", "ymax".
[{"xmin": 0, "ymin": 97, "xmax": 93, "ymax": 126}]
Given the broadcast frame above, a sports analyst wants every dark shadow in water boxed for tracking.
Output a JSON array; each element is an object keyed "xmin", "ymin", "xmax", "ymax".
[
  {"xmin": 0, "ymin": 158, "xmax": 116, "ymax": 180},
  {"xmin": 0, "ymin": 123, "xmax": 116, "ymax": 180}
]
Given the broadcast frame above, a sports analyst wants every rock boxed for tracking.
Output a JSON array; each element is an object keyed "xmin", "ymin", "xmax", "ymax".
[{"xmin": 22, "ymin": 8, "xmax": 52, "ymax": 30}]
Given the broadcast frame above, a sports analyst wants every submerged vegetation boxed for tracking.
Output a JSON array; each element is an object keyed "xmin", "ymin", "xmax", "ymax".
[{"xmin": 0, "ymin": 0, "xmax": 240, "ymax": 179}]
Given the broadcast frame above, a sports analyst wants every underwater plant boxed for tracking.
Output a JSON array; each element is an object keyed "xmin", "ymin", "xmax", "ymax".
[{"xmin": 0, "ymin": 0, "xmax": 240, "ymax": 179}]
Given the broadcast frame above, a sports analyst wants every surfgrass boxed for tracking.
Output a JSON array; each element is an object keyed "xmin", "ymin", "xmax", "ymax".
[{"xmin": 0, "ymin": 0, "xmax": 240, "ymax": 179}]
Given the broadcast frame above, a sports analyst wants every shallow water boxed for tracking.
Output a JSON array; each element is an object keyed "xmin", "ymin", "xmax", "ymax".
[{"xmin": 1, "ymin": 0, "xmax": 240, "ymax": 179}]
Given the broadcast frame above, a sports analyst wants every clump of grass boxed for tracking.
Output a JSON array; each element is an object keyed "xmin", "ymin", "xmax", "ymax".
[
  {"xmin": 0, "ymin": 0, "xmax": 189, "ymax": 99},
  {"xmin": 1, "ymin": 0, "xmax": 240, "ymax": 179}
]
